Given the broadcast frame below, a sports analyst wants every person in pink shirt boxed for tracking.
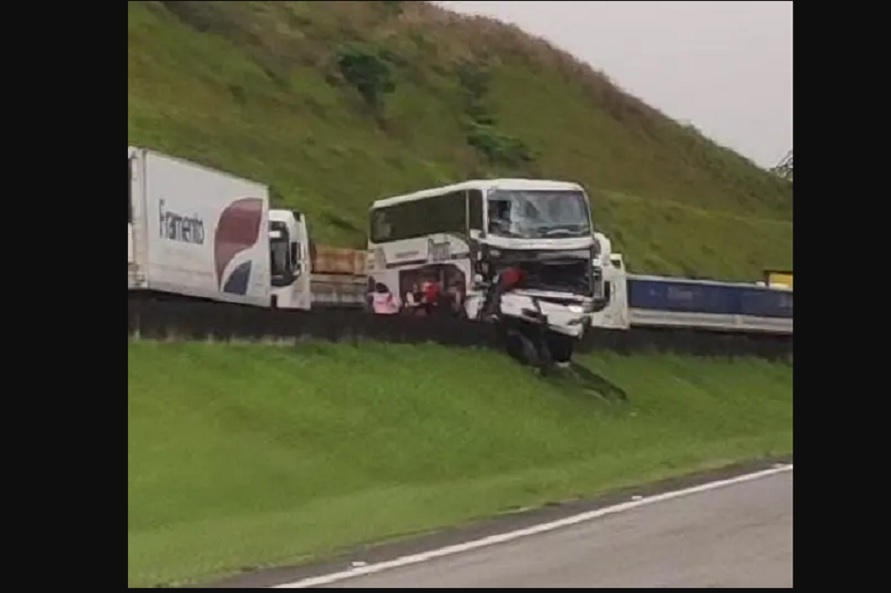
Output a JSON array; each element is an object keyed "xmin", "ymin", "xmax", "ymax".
[{"xmin": 370, "ymin": 282, "xmax": 401, "ymax": 315}]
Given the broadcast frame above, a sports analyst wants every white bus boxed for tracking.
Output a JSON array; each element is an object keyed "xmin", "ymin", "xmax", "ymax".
[{"xmin": 367, "ymin": 179, "xmax": 606, "ymax": 362}]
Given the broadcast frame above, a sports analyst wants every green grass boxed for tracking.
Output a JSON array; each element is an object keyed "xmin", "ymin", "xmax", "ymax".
[
  {"xmin": 127, "ymin": 339, "xmax": 793, "ymax": 587},
  {"xmin": 127, "ymin": 0, "xmax": 792, "ymax": 281}
]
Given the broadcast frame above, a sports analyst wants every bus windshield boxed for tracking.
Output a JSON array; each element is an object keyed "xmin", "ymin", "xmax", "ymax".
[{"xmin": 487, "ymin": 189, "xmax": 591, "ymax": 239}]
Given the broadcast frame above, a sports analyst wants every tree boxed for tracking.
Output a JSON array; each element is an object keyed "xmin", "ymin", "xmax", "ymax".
[
  {"xmin": 336, "ymin": 45, "xmax": 395, "ymax": 112},
  {"xmin": 772, "ymin": 150, "xmax": 793, "ymax": 182}
]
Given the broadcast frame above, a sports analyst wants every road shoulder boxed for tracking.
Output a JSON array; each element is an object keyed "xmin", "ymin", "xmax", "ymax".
[{"xmin": 202, "ymin": 454, "xmax": 792, "ymax": 589}]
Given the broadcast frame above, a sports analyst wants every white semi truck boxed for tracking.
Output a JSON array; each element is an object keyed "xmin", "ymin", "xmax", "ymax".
[{"xmin": 128, "ymin": 146, "xmax": 364, "ymax": 309}]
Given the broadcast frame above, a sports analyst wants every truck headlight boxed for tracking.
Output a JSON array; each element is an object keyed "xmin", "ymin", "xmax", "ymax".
[{"xmin": 568, "ymin": 305, "xmax": 583, "ymax": 314}]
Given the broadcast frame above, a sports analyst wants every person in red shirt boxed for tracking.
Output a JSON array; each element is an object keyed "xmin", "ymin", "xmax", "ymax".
[
  {"xmin": 480, "ymin": 265, "xmax": 525, "ymax": 320},
  {"xmin": 419, "ymin": 277, "xmax": 442, "ymax": 316}
]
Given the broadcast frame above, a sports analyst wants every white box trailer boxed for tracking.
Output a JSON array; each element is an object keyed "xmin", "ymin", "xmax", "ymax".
[
  {"xmin": 128, "ymin": 146, "xmax": 273, "ymax": 307},
  {"xmin": 129, "ymin": 146, "xmax": 373, "ymax": 311}
]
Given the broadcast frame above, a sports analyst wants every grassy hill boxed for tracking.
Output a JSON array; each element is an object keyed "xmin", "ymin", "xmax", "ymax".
[
  {"xmin": 128, "ymin": 0, "xmax": 792, "ymax": 280},
  {"xmin": 128, "ymin": 339, "xmax": 793, "ymax": 586}
]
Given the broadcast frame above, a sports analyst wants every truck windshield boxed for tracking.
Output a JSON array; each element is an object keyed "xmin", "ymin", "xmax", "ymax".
[
  {"xmin": 269, "ymin": 221, "xmax": 292, "ymax": 281},
  {"xmin": 270, "ymin": 239, "xmax": 289, "ymax": 278},
  {"xmin": 487, "ymin": 189, "xmax": 591, "ymax": 239}
]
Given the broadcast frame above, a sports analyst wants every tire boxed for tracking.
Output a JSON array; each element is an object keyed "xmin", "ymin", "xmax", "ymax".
[{"xmin": 546, "ymin": 334, "xmax": 574, "ymax": 364}]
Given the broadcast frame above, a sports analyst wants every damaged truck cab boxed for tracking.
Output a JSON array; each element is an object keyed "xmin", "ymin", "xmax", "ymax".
[
  {"xmin": 367, "ymin": 179, "xmax": 608, "ymax": 367},
  {"xmin": 467, "ymin": 180, "xmax": 606, "ymax": 365}
]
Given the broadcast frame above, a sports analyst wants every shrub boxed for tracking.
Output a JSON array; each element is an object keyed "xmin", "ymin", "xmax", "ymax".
[{"xmin": 336, "ymin": 44, "xmax": 396, "ymax": 111}]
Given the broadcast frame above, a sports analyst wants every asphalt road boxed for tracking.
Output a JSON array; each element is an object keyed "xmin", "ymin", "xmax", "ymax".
[{"xmin": 317, "ymin": 469, "xmax": 792, "ymax": 588}]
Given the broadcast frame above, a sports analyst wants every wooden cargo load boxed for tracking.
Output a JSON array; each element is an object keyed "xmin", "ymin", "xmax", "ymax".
[{"xmin": 311, "ymin": 245, "xmax": 367, "ymax": 276}]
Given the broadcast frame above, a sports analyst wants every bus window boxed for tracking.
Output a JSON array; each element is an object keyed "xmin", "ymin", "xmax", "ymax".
[
  {"xmin": 426, "ymin": 192, "xmax": 466, "ymax": 236},
  {"xmin": 371, "ymin": 191, "xmax": 467, "ymax": 242},
  {"xmin": 468, "ymin": 189, "xmax": 484, "ymax": 231},
  {"xmin": 370, "ymin": 209, "xmax": 393, "ymax": 242}
]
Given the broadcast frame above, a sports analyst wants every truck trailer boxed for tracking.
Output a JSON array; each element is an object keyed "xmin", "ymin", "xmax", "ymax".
[
  {"xmin": 588, "ymin": 244, "xmax": 793, "ymax": 335},
  {"xmin": 128, "ymin": 146, "xmax": 319, "ymax": 308}
]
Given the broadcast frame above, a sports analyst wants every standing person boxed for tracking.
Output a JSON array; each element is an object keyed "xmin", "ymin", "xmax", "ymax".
[
  {"xmin": 419, "ymin": 275, "xmax": 441, "ymax": 317},
  {"xmin": 403, "ymin": 280, "xmax": 425, "ymax": 316},
  {"xmin": 480, "ymin": 265, "xmax": 525, "ymax": 321},
  {"xmin": 371, "ymin": 282, "xmax": 400, "ymax": 315},
  {"xmin": 446, "ymin": 277, "xmax": 466, "ymax": 318}
]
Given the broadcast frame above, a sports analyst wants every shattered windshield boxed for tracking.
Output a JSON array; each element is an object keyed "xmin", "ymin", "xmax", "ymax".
[{"xmin": 486, "ymin": 189, "xmax": 592, "ymax": 239}]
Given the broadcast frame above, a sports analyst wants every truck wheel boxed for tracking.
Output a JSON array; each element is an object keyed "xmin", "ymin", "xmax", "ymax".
[
  {"xmin": 502, "ymin": 324, "xmax": 542, "ymax": 369},
  {"xmin": 547, "ymin": 334, "xmax": 574, "ymax": 364}
]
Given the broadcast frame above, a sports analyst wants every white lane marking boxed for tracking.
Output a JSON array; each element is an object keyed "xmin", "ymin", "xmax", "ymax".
[{"xmin": 272, "ymin": 464, "xmax": 793, "ymax": 588}]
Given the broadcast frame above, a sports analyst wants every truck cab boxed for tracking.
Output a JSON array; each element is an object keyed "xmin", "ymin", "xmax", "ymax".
[
  {"xmin": 589, "ymin": 249, "xmax": 631, "ymax": 331},
  {"xmin": 269, "ymin": 209, "xmax": 312, "ymax": 310},
  {"xmin": 590, "ymin": 231, "xmax": 613, "ymax": 310}
]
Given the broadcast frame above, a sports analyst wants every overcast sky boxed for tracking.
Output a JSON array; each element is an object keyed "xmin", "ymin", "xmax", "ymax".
[{"xmin": 435, "ymin": 1, "xmax": 792, "ymax": 169}]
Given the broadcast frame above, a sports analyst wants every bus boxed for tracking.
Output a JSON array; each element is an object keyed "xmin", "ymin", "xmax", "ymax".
[{"xmin": 366, "ymin": 179, "xmax": 605, "ymax": 362}]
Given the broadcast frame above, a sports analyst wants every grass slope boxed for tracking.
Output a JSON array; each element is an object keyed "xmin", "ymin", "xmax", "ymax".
[
  {"xmin": 127, "ymin": 0, "xmax": 792, "ymax": 280},
  {"xmin": 128, "ymin": 339, "xmax": 793, "ymax": 587}
]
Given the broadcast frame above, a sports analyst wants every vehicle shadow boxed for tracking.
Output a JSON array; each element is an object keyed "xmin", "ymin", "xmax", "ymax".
[
  {"xmin": 500, "ymin": 326, "xmax": 629, "ymax": 402},
  {"xmin": 529, "ymin": 361, "xmax": 629, "ymax": 404},
  {"xmin": 562, "ymin": 362, "xmax": 628, "ymax": 402}
]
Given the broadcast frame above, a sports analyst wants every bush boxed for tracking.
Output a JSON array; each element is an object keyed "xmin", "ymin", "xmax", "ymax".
[
  {"xmin": 379, "ymin": 1, "xmax": 404, "ymax": 18},
  {"xmin": 466, "ymin": 121, "xmax": 533, "ymax": 168},
  {"xmin": 336, "ymin": 44, "xmax": 396, "ymax": 111}
]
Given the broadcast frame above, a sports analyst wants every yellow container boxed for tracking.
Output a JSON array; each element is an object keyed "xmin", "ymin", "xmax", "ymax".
[{"xmin": 764, "ymin": 270, "xmax": 793, "ymax": 289}]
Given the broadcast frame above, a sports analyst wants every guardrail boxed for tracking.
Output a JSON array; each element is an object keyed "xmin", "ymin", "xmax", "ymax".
[{"xmin": 128, "ymin": 296, "xmax": 792, "ymax": 361}]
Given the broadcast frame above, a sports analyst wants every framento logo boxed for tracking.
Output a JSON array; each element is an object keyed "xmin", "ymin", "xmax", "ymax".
[{"xmin": 214, "ymin": 198, "xmax": 264, "ymax": 295}]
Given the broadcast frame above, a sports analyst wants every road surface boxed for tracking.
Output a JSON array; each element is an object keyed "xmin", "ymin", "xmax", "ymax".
[{"xmin": 314, "ymin": 469, "xmax": 792, "ymax": 588}]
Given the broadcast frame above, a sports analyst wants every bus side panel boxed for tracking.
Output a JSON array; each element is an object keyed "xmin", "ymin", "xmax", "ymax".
[{"xmin": 368, "ymin": 235, "xmax": 472, "ymax": 312}]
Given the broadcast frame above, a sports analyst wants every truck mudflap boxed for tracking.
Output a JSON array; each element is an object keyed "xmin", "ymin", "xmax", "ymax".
[{"xmin": 498, "ymin": 292, "xmax": 590, "ymax": 339}]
